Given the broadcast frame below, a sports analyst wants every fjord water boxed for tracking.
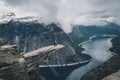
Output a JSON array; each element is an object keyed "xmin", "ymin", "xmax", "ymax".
[{"xmin": 67, "ymin": 36, "xmax": 114, "ymax": 80}]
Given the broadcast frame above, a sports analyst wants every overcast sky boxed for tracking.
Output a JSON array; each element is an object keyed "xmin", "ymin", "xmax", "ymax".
[{"xmin": 0, "ymin": 0, "xmax": 120, "ymax": 32}]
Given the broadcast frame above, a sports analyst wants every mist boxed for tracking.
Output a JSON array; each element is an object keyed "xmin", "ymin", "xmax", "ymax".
[{"xmin": 0, "ymin": 0, "xmax": 120, "ymax": 32}]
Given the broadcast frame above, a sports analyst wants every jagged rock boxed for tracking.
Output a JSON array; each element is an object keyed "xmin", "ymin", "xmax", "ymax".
[
  {"xmin": 0, "ymin": 21, "xmax": 79, "ymax": 65},
  {"xmin": 0, "ymin": 45, "xmax": 29, "ymax": 80},
  {"xmin": 0, "ymin": 45, "xmax": 20, "ymax": 68}
]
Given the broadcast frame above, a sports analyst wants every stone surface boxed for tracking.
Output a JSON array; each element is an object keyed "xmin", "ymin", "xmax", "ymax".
[
  {"xmin": 0, "ymin": 45, "xmax": 29, "ymax": 80},
  {"xmin": 103, "ymin": 69, "xmax": 120, "ymax": 80}
]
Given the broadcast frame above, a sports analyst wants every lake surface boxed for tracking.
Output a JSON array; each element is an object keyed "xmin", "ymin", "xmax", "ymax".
[{"xmin": 66, "ymin": 35, "xmax": 114, "ymax": 80}]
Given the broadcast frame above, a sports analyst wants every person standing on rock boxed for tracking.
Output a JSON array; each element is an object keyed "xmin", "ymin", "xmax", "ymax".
[{"xmin": 54, "ymin": 40, "xmax": 57, "ymax": 47}]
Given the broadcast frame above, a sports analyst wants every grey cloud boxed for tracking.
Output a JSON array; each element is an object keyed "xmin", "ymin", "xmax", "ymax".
[
  {"xmin": 0, "ymin": 0, "xmax": 120, "ymax": 32},
  {"xmin": 3, "ymin": 0, "xmax": 28, "ymax": 6}
]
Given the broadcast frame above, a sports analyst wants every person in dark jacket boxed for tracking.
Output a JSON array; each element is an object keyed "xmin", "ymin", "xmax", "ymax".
[{"xmin": 54, "ymin": 40, "xmax": 57, "ymax": 47}]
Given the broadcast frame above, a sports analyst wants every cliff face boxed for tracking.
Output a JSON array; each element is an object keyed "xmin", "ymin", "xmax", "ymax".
[
  {"xmin": 0, "ymin": 45, "xmax": 19, "ymax": 67},
  {"xmin": 0, "ymin": 62, "xmax": 29, "ymax": 80},
  {"xmin": 81, "ymin": 35, "xmax": 120, "ymax": 80},
  {"xmin": 0, "ymin": 14, "xmax": 90, "ymax": 80},
  {"xmin": 0, "ymin": 20, "xmax": 79, "ymax": 64},
  {"xmin": 0, "ymin": 45, "xmax": 29, "ymax": 80},
  {"xmin": 0, "ymin": 21, "xmax": 66, "ymax": 52}
]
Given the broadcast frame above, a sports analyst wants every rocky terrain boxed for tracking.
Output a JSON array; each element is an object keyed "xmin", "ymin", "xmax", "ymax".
[
  {"xmin": 0, "ymin": 45, "xmax": 19, "ymax": 68},
  {"xmin": 1, "ymin": 13, "xmax": 120, "ymax": 80},
  {"xmin": 0, "ymin": 44, "xmax": 29, "ymax": 80},
  {"xmin": 0, "ymin": 42, "xmax": 65, "ymax": 80},
  {"xmin": 0, "ymin": 13, "xmax": 90, "ymax": 65},
  {"xmin": 0, "ymin": 13, "xmax": 91, "ymax": 80},
  {"xmin": 103, "ymin": 69, "xmax": 120, "ymax": 80}
]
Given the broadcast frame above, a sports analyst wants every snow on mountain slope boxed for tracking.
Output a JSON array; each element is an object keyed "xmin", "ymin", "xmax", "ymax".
[
  {"xmin": 0, "ymin": 12, "xmax": 15, "ymax": 23},
  {"xmin": 0, "ymin": 12, "xmax": 42, "ymax": 24}
]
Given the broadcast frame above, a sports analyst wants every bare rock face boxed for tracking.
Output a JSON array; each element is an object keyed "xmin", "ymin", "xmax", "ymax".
[
  {"xmin": 0, "ymin": 45, "xmax": 29, "ymax": 80},
  {"xmin": 0, "ymin": 62, "xmax": 29, "ymax": 80},
  {"xmin": 0, "ymin": 21, "xmax": 78, "ymax": 64},
  {"xmin": 0, "ymin": 45, "xmax": 19, "ymax": 68},
  {"xmin": 103, "ymin": 69, "xmax": 120, "ymax": 80}
]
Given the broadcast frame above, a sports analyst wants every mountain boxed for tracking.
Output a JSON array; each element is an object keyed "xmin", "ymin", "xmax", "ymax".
[
  {"xmin": 69, "ymin": 24, "xmax": 120, "ymax": 44},
  {"xmin": 0, "ymin": 13, "xmax": 90, "ymax": 65},
  {"xmin": 0, "ymin": 12, "xmax": 42, "ymax": 23},
  {"xmin": 0, "ymin": 13, "xmax": 92, "ymax": 80},
  {"xmin": 68, "ymin": 24, "xmax": 120, "ymax": 80},
  {"xmin": 0, "ymin": 12, "xmax": 15, "ymax": 24},
  {"xmin": 68, "ymin": 24, "xmax": 120, "ymax": 58},
  {"xmin": 0, "ymin": 44, "xmax": 29, "ymax": 80}
]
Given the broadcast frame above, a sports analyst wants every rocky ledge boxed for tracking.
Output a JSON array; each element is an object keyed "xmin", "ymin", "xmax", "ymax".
[{"xmin": 0, "ymin": 44, "xmax": 29, "ymax": 80}]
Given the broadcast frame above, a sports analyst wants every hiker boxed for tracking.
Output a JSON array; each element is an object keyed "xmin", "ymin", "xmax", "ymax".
[{"xmin": 54, "ymin": 40, "xmax": 57, "ymax": 47}]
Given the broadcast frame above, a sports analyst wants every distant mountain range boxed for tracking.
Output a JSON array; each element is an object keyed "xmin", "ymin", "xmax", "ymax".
[
  {"xmin": 0, "ymin": 12, "xmax": 90, "ymax": 65},
  {"xmin": 69, "ymin": 23, "xmax": 120, "ymax": 44}
]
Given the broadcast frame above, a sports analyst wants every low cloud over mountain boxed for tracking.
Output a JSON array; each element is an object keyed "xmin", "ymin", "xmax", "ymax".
[{"xmin": 0, "ymin": 0, "xmax": 120, "ymax": 32}]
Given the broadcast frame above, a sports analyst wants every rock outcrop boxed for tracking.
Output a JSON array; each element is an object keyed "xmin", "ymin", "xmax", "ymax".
[
  {"xmin": 0, "ymin": 44, "xmax": 29, "ymax": 80},
  {"xmin": 0, "ymin": 20, "xmax": 80, "ymax": 64}
]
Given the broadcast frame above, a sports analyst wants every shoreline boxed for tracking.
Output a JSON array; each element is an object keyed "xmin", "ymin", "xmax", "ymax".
[
  {"xmin": 81, "ymin": 35, "xmax": 116, "ymax": 56},
  {"xmin": 81, "ymin": 35, "xmax": 120, "ymax": 80},
  {"xmin": 67, "ymin": 35, "xmax": 115, "ymax": 80}
]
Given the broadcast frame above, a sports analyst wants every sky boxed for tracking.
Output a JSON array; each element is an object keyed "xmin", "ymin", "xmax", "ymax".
[{"xmin": 0, "ymin": 0, "xmax": 120, "ymax": 32}]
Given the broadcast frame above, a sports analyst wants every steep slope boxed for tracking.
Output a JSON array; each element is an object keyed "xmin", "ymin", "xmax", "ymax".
[
  {"xmin": 69, "ymin": 24, "xmax": 120, "ymax": 44},
  {"xmin": 0, "ymin": 14, "xmax": 88, "ymax": 65},
  {"xmin": 103, "ymin": 69, "xmax": 120, "ymax": 80},
  {"xmin": 0, "ymin": 44, "xmax": 29, "ymax": 80},
  {"xmin": 68, "ymin": 24, "xmax": 120, "ymax": 80}
]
